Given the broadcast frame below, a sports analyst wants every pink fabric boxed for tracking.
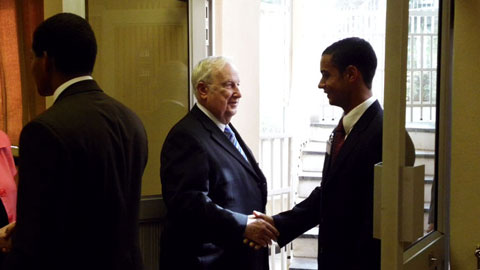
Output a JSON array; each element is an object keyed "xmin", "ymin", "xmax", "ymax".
[{"xmin": 0, "ymin": 131, "xmax": 17, "ymax": 222}]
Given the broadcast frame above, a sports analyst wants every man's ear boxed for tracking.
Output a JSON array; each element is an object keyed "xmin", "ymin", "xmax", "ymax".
[
  {"xmin": 344, "ymin": 65, "xmax": 361, "ymax": 83},
  {"xmin": 196, "ymin": 81, "xmax": 209, "ymax": 100},
  {"xmin": 44, "ymin": 52, "xmax": 55, "ymax": 73},
  {"xmin": 39, "ymin": 51, "xmax": 55, "ymax": 74},
  {"xmin": 195, "ymin": 81, "xmax": 209, "ymax": 104}
]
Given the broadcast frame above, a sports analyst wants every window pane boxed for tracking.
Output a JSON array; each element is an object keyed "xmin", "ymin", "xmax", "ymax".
[
  {"xmin": 413, "ymin": 71, "xmax": 421, "ymax": 102},
  {"xmin": 407, "ymin": 72, "xmax": 412, "ymax": 103},
  {"xmin": 423, "ymin": 36, "xmax": 432, "ymax": 68},
  {"xmin": 422, "ymin": 71, "xmax": 431, "ymax": 103}
]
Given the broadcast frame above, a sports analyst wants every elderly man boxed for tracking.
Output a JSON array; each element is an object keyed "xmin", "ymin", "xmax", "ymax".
[{"xmin": 160, "ymin": 56, "xmax": 278, "ymax": 270}]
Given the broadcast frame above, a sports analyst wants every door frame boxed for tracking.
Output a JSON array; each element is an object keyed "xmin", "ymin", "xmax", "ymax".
[
  {"xmin": 380, "ymin": 0, "xmax": 453, "ymax": 269},
  {"xmin": 188, "ymin": 0, "xmax": 212, "ymax": 108}
]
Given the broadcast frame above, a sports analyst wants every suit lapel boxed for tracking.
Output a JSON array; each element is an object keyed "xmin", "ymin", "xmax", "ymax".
[
  {"xmin": 191, "ymin": 106, "xmax": 259, "ymax": 178},
  {"xmin": 229, "ymin": 123, "xmax": 268, "ymax": 205},
  {"xmin": 229, "ymin": 124, "xmax": 265, "ymax": 176},
  {"xmin": 211, "ymin": 130, "xmax": 255, "ymax": 172},
  {"xmin": 323, "ymin": 101, "xmax": 382, "ymax": 186}
]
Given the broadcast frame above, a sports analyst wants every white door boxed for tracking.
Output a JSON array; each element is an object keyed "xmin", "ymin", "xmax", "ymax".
[{"xmin": 378, "ymin": 0, "xmax": 452, "ymax": 269}]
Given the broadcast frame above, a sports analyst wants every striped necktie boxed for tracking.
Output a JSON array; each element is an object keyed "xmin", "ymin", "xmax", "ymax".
[{"xmin": 224, "ymin": 125, "xmax": 249, "ymax": 162}]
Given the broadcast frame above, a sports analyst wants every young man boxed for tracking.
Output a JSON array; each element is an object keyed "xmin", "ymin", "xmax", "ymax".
[
  {"xmin": 254, "ymin": 37, "xmax": 415, "ymax": 270},
  {"xmin": 3, "ymin": 13, "xmax": 148, "ymax": 270}
]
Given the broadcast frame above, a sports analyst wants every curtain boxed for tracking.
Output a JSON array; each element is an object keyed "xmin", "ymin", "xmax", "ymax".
[{"xmin": 0, "ymin": 0, "xmax": 44, "ymax": 146}]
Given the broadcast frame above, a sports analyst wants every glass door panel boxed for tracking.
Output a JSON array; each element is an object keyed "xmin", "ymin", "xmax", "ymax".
[
  {"xmin": 87, "ymin": 0, "xmax": 189, "ymax": 195},
  {"xmin": 405, "ymin": 0, "xmax": 440, "ymax": 237}
]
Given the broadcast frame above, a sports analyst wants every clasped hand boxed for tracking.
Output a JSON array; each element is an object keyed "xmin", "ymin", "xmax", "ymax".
[
  {"xmin": 243, "ymin": 210, "xmax": 278, "ymax": 250},
  {"xmin": 0, "ymin": 221, "xmax": 16, "ymax": 253}
]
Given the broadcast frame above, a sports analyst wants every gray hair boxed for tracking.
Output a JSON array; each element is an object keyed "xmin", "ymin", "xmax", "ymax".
[{"xmin": 191, "ymin": 56, "xmax": 233, "ymax": 94}]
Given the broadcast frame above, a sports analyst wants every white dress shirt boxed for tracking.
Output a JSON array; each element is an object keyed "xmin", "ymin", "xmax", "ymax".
[
  {"xmin": 53, "ymin": 75, "xmax": 94, "ymax": 102},
  {"xmin": 342, "ymin": 96, "xmax": 377, "ymax": 139},
  {"xmin": 196, "ymin": 102, "xmax": 228, "ymax": 132}
]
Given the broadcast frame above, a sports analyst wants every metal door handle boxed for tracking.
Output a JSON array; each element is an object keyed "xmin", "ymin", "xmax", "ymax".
[
  {"xmin": 475, "ymin": 245, "xmax": 480, "ymax": 270},
  {"xmin": 429, "ymin": 254, "xmax": 438, "ymax": 268}
]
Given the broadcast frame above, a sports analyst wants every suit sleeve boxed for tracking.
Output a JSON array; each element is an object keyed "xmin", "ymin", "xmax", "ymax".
[
  {"xmin": 273, "ymin": 186, "xmax": 321, "ymax": 247},
  {"xmin": 5, "ymin": 121, "xmax": 68, "ymax": 268},
  {"xmin": 160, "ymin": 129, "xmax": 247, "ymax": 247}
]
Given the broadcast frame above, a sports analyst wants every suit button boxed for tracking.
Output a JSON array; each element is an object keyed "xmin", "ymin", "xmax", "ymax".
[{"xmin": 0, "ymin": 188, "xmax": 6, "ymax": 197}]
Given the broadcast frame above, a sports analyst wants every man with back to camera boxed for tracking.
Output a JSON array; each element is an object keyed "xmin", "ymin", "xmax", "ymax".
[
  {"xmin": 252, "ymin": 37, "xmax": 415, "ymax": 270},
  {"xmin": 160, "ymin": 56, "xmax": 279, "ymax": 270},
  {"xmin": 2, "ymin": 13, "xmax": 148, "ymax": 270}
]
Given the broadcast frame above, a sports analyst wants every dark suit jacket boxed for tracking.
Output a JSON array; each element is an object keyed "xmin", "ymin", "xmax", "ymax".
[
  {"xmin": 273, "ymin": 100, "xmax": 384, "ymax": 270},
  {"xmin": 160, "ymin": 105, "xmax": 268, "ymax": 270},
  {"xmin": 4, "ymin": 80, "xmax": 148, "ymax": 270}
]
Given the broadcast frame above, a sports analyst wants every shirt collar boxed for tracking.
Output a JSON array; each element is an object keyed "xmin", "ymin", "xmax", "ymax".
[
  {"xmin": 196, "ymin": 103, "xmax": 227, "ymax": 131},
  {"xmin": 342, "ymin": 96, "xmax": 376, "ymax": 136},
  {"xmin": 53, "ymin": 75, "xmax": 94, "ymax": 102}
]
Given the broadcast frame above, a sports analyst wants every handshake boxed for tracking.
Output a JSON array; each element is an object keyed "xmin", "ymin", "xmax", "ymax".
[{"xmin": 243, "ymin": 211, "xmax": 278, "ymax": 250}]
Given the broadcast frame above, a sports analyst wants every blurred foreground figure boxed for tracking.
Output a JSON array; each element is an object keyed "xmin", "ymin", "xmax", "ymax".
[{"xmin": 3, "ymin": 13, "xmax": 148, "ymax": 270}]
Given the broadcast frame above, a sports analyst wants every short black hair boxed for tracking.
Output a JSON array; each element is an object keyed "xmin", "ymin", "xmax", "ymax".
[
  {"xmin": 32, "ymin": 13, "xmax": 97, "ymax": 76},
  {"xmin": 322, "ymin": 37, "xmax": 377, "ymax": 89}
]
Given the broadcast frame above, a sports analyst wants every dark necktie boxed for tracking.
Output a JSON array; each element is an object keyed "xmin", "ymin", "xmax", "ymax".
[
  {"xmin": 224, "ymin": 125, "xmax": 249, "ymax": 162},
  {"xmin": 331, "ymin": 117, "xmax": 346, "ymax": 164}
]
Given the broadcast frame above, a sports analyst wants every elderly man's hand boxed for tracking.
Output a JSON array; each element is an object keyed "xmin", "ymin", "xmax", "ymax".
[
  {"xmin": 243, "ymin": 211, "xmax": 278, "ymax": 250},
  {"xmin": 252, "ymin": 210, "xmax": 274, "ymax": 226}
]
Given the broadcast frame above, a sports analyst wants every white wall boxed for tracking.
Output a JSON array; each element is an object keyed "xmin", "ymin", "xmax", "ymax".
[{"xmin": 214, "ymin": 0, "xmax": 261, "ymax": 158}]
